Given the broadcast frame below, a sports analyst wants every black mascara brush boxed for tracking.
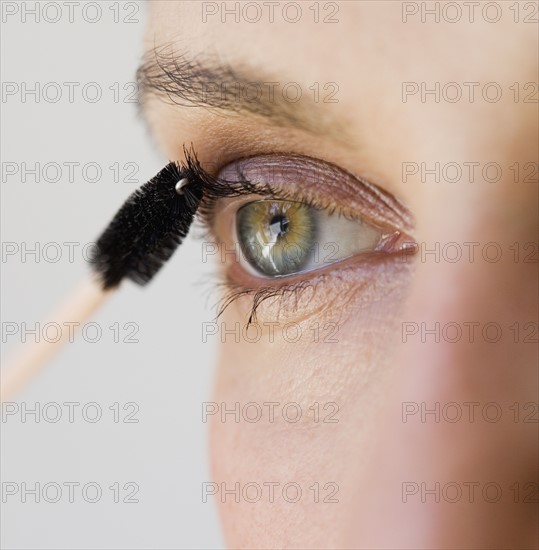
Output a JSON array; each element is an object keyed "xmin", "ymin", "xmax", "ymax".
[
  {"xmin": 1, "ymin": 157, "xmax": 205, "ymax": 401},
  {"xmin": 91, "ymin": 161, "xmax": 203, "ymax": 289}
]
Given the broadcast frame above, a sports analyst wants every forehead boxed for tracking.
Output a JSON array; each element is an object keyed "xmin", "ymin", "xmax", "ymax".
[{"xmin": 144, "ymin": 1, "xmax": 522, "ymax": 82}]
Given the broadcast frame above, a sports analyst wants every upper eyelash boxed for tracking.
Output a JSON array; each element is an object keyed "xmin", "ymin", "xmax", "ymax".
[
  {"xmin": 185, "ymin": 149, "xmax": 370, "ymax": 232},
  {"xmin": 184, "ymin": 151, "xmax": 310, "ymax": 222},
  {"xmin": 185, "ymin": 149, "xmax": 414, "ymax": 240},
  {"xmin": 181, "ymin": 147, "xmax": 294, "ymax": 227}
]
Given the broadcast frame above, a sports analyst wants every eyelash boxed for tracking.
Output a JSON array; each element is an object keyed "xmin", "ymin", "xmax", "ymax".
[
  {"xmin": 185, "ymin": 149, "xmax": 335, "ymax": 223},
  {"xmin": 213, "ymin": 278, "xmax": 319, "ymax": 325},
  {"xmin": 184, "ymin": 148, "xmax": 411, "ymax": 323},
  {"xmin": 181, "ymin": 154, "xmax": 312, "ymax": 322}
]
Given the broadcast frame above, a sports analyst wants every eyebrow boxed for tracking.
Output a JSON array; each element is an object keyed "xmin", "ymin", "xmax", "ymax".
[{"xmin": 136, "ymin": 45, "xmax": 346, "ymax": 139}]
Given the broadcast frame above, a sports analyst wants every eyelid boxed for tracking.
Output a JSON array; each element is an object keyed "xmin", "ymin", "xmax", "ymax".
[
  {"xmin": 199, "ymin": 153, "xmax": 414, "ymax": 247},
  {"xmin": 211, "ymin": 154, "xmax": 413, "ymax": 236},
  {"xmin": 217, "ymin": 249, "xmax": 412, "ymax": 325}
]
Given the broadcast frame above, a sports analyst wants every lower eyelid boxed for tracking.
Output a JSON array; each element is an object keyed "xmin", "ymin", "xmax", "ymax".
[{"xmin": 220, "ymin": 252, "xmax": 416, "ymax": 325}]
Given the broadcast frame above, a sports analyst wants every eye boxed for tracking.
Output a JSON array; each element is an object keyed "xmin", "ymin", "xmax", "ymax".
[
  {"xmin": 235, "ymin": 199, "xmax": 383, "ymax": 278},
  {"xmin": 197, "ymin": 152, "xmax": 414, "ymax": 319}
]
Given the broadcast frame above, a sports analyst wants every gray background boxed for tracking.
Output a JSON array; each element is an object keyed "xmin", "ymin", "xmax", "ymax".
[{"xmin": 1, "ymin": 1, "xmax": 223, "ymax": 548}]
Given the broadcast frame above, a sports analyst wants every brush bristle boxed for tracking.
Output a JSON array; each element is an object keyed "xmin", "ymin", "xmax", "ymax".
[{"xmin": 90, "ymin": 161, "xmax": 203, "ymax": 290}]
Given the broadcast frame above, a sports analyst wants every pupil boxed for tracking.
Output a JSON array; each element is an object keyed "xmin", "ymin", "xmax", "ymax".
[{"xmin": 269, "ymin": 215, "xmax": 289, "ymax": 238}]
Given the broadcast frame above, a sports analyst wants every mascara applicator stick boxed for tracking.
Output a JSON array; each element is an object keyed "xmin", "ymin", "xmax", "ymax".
[
  {"xmin": 1, "ymin": 160, "xmax": 203, "ymax": 402},
  {"xmin": 1, "ymin": 279, "xmax": 110, "ymax": 402}
]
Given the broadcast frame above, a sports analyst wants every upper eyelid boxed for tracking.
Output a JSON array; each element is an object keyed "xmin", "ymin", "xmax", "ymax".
[{"xmin": 199, "ymin": 153, "xmax": 414, "ymax": 237}]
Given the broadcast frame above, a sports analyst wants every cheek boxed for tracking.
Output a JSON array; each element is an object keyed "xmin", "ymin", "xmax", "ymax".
[{"xmin": 208, "ymin": 264, "xmax": 412, "ymax": 548}]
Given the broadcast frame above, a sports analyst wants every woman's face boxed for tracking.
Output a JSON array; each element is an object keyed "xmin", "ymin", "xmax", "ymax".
[{"xmin": 142, "ymin": 2, "xmax": 537, "ymax": 547}]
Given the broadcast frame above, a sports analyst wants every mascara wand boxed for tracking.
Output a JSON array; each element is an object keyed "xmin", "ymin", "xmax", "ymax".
[
  {"xmin": 1, "ymin": 161, "xmax": 203, "ymax": 401},
  {"xmin": 91, "ymin": 162, "xmax": 203, "ymax": 289}
]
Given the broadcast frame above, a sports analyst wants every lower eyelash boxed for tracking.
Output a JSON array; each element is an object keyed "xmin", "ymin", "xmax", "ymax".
[{"xmin": 212, "ymin": 276, "xmax": 320, "ymax": 326}]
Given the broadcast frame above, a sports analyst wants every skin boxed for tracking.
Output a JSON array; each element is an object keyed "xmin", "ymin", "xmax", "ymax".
[{"xmin": 142, "ymin": 2, "xmax": 538, "ymax": 548}]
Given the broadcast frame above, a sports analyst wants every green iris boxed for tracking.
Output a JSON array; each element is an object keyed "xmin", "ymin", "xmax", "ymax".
[{"xmin": 236, "ymin": 200, "xmax": 318, "ymax": 276}]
